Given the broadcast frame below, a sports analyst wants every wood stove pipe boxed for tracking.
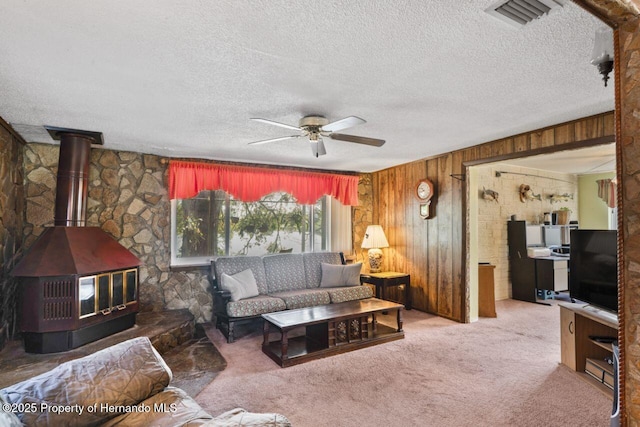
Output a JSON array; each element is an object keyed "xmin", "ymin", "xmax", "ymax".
[
  {"xmin": 54, "ymin": 134, "xmax": 91, "ymax": 226},
  {"xmin": 45, "ymin": 126, "xmax": 104, "ymax": 227}
]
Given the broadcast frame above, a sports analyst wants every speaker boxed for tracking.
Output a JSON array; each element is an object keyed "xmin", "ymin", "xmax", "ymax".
[{"xmin": 611, "ymin": 341, "xmax": 620, "ymax": 427}]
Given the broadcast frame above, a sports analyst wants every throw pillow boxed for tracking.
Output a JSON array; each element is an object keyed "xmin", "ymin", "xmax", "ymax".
[
  {"xmin": 220, "ymin": 269, "xmax": 260, "ymax": 302},
  {"xmin": 320, "ymin": 262, "xmax": 363, "ymax": 288}
]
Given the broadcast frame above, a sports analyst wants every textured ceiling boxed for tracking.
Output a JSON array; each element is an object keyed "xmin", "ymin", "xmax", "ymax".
[
  {"xmin": 0, "ymin": 1, "xmax": 613, "ymax": 172},
  {"xmin": 498, "ymin": 143, "xmax": 616, "ymax": 174}
]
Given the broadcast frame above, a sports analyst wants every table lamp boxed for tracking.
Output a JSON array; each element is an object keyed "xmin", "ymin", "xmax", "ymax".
[{"xmin": 361, "ymin": 225, "xmax": 389, "ymax": 273}]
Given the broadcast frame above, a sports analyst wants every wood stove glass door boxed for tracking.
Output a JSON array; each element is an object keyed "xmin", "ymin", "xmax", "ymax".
[
  {"xmin": 125, "ymin": 269, "xmax": 137, "ymax": 304},
  {"xmin": 113, "ymin": 272, "xmax": 124, "ymax": 307},
  {"xmin": 98, "ymin": 274, "xmax": 111, "ymax": 313},
  {"xmin": 79, "ymin": 276, "xmax": 97, "ymax": 318}
]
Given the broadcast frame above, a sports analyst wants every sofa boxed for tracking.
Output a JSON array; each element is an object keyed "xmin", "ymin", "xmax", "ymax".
[
  {"xmin": 0, "ymin": 337, "xmax": 290, "ymax": 427},
  {"xmin": 211, "ymin": 252, "xmax": 373, "ymax": 343}
]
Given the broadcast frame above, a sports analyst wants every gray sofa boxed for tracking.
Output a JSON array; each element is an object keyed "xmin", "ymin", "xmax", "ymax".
[
  {"xmin": 211, "ymin": 252, "xmax": 373, "ymax": 342},
  {"xmin": 0, "ymin": 337, "xmax": 291, "ymax": 426}
]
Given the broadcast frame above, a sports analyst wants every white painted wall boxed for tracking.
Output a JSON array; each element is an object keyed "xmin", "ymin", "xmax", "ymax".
[{"xmin": 474, "ymin": 165, "xmax": 578, "ymax": 301}]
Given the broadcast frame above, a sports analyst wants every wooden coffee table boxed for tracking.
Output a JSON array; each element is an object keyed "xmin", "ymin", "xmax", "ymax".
[{"xmin": 262, "ymin": 298, "xmax": 404, "ymax": 367}]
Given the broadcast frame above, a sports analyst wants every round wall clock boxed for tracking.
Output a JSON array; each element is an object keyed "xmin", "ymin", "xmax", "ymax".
[
  {"xmin": 416, "ymin": 179, "xmax": 434, "ymax": 219},
  {"xmin": 416, "ymin": 179, "xmax": 434, "ymax": 201}
]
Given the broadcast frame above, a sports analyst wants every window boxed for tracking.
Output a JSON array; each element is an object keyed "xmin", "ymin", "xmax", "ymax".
[{"xmin": 171, "ymin": 191, "xmax": 343, "ymax": 265}]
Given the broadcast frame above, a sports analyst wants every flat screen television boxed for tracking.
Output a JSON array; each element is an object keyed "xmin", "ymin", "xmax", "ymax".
[{"xmin": 570, "ymin": 229, "xmax": 618, "ymax": 313}]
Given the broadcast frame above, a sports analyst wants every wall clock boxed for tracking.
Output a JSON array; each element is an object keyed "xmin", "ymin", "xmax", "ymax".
[{"xmin": 416, "ymin": 179, "xmax": 434, "ymax": 219}]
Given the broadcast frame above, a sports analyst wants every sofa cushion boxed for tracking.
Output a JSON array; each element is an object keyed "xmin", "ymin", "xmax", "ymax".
[
  {"xmin": 0, "ymin": 337, "xmax": 171, "ymax": 426},
  {"xmin": 320, "ymin": 262, "xmax": 362, "ymax": 288},
  {"xmin": 226, "ymin": 295, "xmax": 287, "ymax": 317},
  {"xmin": 213, "ymin": 256, "xmax": 268, "ymax": 295},
  {"xmin": 101, "ymin": 386, "xmax": 213, "ymax": 427},
  {"xmin": 263, "ymin": 254, "xmax": 306, "ymax": 292},
  {"xmin": 220, "ymin": 269, "xmax": 260, "ymax": 302},
  {"xmin": 302, "ymin": 252, "xmax": 343, "ymax": 288},
  {"xmin": 326, "ymin": 285, "xmax": 374, "ymax": 304},
  {"xmin": 269, "ymin": 289, "xmax": 331, "ymax": 310}
]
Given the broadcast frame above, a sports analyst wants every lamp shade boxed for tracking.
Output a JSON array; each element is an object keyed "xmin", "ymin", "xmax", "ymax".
[{"xmin": 361, "ymin": 225, "xmax": 389, "ymax": 249}]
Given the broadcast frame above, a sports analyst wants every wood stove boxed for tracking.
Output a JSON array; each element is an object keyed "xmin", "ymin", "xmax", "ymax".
[{"xmin": 12, "ymin": 128, "xmax": 141, "ymax": 353}]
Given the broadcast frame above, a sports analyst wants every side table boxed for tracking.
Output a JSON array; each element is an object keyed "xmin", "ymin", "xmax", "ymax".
[{"xmin": 360, "ymin": 272, "xmax": 411, "ymax": 310}]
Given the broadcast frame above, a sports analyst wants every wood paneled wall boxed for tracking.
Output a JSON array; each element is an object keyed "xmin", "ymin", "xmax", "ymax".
[{"xmin": 372, "ymin": 112, "xmax": 615, "ymax": 322}]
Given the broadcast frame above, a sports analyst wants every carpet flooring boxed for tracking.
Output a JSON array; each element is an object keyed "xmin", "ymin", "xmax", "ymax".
[{"xmin": 196, "ymin": 299, "xmax": 611, "ymax": 427}]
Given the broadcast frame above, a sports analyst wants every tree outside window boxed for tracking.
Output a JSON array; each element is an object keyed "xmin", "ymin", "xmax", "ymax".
[{"xmin": 172, "ymin": 191, "xmax": 327, "ymax": 262}]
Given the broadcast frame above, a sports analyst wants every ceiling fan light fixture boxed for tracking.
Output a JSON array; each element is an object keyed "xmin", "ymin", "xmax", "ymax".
[{"xmin": 310, "ymin": 137, "xmax": 326, "ymax": 158}]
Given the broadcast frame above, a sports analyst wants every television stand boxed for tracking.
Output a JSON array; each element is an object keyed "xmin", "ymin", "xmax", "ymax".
[{"xmin": 559, "ymin": 302, "xmax": 618, "ymax": 397}]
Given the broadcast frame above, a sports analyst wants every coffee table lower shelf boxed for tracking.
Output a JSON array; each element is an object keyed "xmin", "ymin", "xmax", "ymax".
[
  {"xmin": 262, "ymin": 298, "xmax": 404, "ymax": 368},
  {"xmin": 263, "ymin": 324, "xmax": 403, "ymax": 367}
]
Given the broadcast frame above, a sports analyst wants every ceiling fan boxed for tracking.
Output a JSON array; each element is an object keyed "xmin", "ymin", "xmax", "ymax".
[{"xmin": 248, "ymin": 115, "xmax": 385, "ymax": 157}]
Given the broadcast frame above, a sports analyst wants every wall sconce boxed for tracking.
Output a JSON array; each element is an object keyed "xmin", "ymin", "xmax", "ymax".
[
  {"xmin": 361, "ymin": 225, "xmax": 389, "ymax": 273},
  {"xmin": 591, "ymin": 27, "xmax": 614, "ymax": 87}
]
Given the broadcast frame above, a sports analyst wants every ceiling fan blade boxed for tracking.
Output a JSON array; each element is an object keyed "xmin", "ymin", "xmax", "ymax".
[
  {"xmin": 329, "ymin": 133, "xmax": 386, "ymax": 147},
  {"xmin": 250, "ymin": 118, "xmax": 301, "ymax": 131},
  {"xmin": 310, "ymin": 138, "xmax": 327, "ymax": 158},
  {"xmin": 321, "ymin": 116, "xmax": 366, "ymax": 132},
  {"xmin": 248, "ymin": 135, "xmax": 302, "ymax": 145}
]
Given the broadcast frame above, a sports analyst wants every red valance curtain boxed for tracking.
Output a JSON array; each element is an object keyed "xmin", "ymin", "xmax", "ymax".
[{"xmin": 169, "ymin": 160, "xmax": 359, "ymax": 206}]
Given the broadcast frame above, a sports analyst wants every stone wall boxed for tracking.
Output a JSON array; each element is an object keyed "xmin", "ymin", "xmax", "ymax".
[
  {"xmin": 575, "ymin": 0, "xmax": 640, "ymax": 423},
  {"xmin": 19, "ymin": 143, "xmax": 373, "ymax": 323},
  {"xmin": 352, "ymin": 173, "xmax": 374, "ymax": 269},
  {"xmin": 22, "ymin": 143, "xmax": 212, "ymax": 323},
  {"xmin": 0, "ymin": 121, "xmax": 24, "ymax": 350},
  {"xmin": 618, "ymin": 11, "xmax": 640, "ymax": 426}
]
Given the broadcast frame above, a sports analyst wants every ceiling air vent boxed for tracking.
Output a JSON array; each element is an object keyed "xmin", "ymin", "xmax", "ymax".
[{"xmin": 486, "ymin": 0, "xmax": 564, "ymax": 28}]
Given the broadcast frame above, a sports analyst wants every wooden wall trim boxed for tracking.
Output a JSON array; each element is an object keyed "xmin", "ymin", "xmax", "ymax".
[
  {"xmin": 613, "ymin": 25, "xmax": 626, "ymax": 427},
  {"xmin": 0, "ymin": 116, "xmax": 27, "ymax": 145}
]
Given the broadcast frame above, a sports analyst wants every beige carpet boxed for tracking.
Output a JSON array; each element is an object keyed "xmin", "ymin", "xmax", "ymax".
[{"xmin": 196, "ymin": 299, "xmax": 611, "ymax": 427}]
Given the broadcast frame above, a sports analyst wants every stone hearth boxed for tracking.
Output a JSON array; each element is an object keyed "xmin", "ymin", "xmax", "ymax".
[{"xmin": 0, "ymin": 309, "xmax": 226, "ymax": 396}]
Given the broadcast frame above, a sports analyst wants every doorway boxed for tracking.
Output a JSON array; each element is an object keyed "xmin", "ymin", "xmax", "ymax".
[{"xmin": 467, "ymin": 142, "xmax": 616, "ymax": 321}]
